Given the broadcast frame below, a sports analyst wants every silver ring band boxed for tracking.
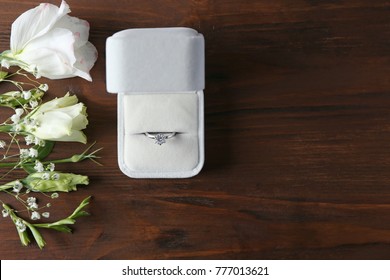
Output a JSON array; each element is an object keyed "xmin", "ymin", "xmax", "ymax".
[{"xmin": 144, "ymin": 132, "xmax": 176, "ymax": 145}]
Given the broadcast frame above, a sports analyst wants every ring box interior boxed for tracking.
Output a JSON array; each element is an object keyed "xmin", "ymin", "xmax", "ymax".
[{"xmin": 106, "ymin": 28, "xmax": 205, "ymax": 178}]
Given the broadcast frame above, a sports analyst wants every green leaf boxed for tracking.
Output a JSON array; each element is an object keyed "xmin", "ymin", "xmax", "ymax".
[
  {"xmin": 22, "ymin": 164, "xmax": 36, "ymax": 174},
  {"xmin": 35, "ymin": 224, "xmax": 72, "ymax": 233},
  {"xmin": 26, "ymin": 224, "xmax": 46, "ymax": 249},
  {"xmin": 37, "ymin": 141, "xmax": 55, "ymax": 160},
  {"xmin": 0, "ymin": 71, "xmax": 8, "ymax": 81},
  {"xmin": 18, "ymin": 229, "xmax": 31, "ymax": 247},
  {"xmin": 71, "ymin": 210, "xmax": 90, "ymax": 219},
  {"xmin": 69, "ymin": 196, "xmax": 91, "ymax": 219}
]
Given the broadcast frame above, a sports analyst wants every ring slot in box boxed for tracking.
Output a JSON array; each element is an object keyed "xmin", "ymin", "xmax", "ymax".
[{"xmin": 106, "ymin": 28, "xmax": 205, "ymax": 178}]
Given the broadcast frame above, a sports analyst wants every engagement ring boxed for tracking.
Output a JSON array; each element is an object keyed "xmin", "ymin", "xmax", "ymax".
[{"xmin": 144, "ymin": 132, "xmax": 176, "ymax": 145}]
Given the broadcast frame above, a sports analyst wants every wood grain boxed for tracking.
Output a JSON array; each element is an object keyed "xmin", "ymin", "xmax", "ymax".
[{"xmin": 1, "ymin": 0, "xmax": 390, "ymax": 259}]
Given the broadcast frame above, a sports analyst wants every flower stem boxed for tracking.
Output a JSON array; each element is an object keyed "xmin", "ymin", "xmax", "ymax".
[{"xmin": 0, "ymin": 125, "xmax": 12, "ymax": 133}]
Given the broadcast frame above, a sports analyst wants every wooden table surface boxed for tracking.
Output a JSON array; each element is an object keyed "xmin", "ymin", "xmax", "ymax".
[{"xmin": 1, "ymin": 0, "xmax": 390, "ymax": 260}]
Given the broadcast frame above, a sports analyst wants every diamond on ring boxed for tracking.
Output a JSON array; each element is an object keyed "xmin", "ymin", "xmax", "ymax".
[{"xmin": 144, "ymin": 132, "xmax": 176, "ymax": 145}]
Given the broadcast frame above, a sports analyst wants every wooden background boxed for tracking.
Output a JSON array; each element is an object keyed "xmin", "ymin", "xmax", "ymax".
[{"xmin": 1, "ymin": 0, "xmax": 390, "ymax": 259}]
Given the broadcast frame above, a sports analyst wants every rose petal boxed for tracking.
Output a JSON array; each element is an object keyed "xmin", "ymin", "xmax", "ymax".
[
  {"xmin": 18, "ymin": 28, "xmax": 76, "ymax": 78},
  {"xmin": 72, "ymin": 41, "xmax": 98, "ymax": 81},
  {"xmin": 11, "ymin": 0, "xmax": 70, "ymax": 52},
  {"xmin": 54, "ymin": 15, "xmax": 89, "ymax": 48}
]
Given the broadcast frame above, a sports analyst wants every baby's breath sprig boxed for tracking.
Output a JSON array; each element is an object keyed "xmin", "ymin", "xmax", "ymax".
[
  {"xmin": 0, "ymin": 142, "xmax": 102, "ymax": 170},
  {"xmin": 2, "ymin": 196, "xmax": 91, "ymax": 249},
  {"xmin": 0, "ymin": 70, "xmax": 46, "ymax": 109}
]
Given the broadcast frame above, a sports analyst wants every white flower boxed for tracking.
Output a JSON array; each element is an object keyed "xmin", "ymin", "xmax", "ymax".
[
  {"xmin": 48, "ymin": 163, "xmax": 55, "ymax": 172},
  {"xmin": 15, "ymin": 219, "xmax": 26, "ymax": 232},
  {"xmin": 22, "ymin": 91, "xmax": 32, "ymax": 100},
  {"xmin": 25, "ymin": 94, "xmax": 88, "ymax": 143},
  {"xmin": 29, "ymin": 202, "xmax": 39, "ymax": 210},
  {"xmin": 13, "ymin": 180, "xmax": 23, "ymax": 193},
  {"xmin": 1, "ymin": 59, "xmax": 10, "ymax": 68},
  {"xmin": 0, "ymin": 1, "xmax": 97, "ymax": 81},
  {"xmin": 29, "ymin": 99, "xmax": 39, "ymax": 108},
  {"xmin": 2, "ymin": 209, "xmax": 9, "ymax": 218},
  {"xmin": 25, "ymin": 135, "xmax": 34, "ymax": 145},
  {"xmin": 19, "ymin": 148, "xmax": 29, "ymax": 158},
  {"xmin": 10, "ymin": 114, "xmax": 20, "ymax": 124},
  {"xmin": 51, "ymin": 192, "xmax": 59, "ymax": 199},
  {"xmin": 39, "ymin": 84, "xmax": 49, "ymax": 91},
  {"xmin": 52, "ymin": 173, "xmax": 60, "ymax": 180},
  {"xmin": 27, "ymin": 197, "xmax": 37, "ymax": 205},
  {"xmin": 29, "ymin": 148, "xmax": 38, "ymax": 158},
  {"xmin": 15, "ymin": 108, "xmax": 24, "ymax": 117},
  {"xmin": 13, "ymin": 124, "xmax": 22, "ymax": 132},
  {"xmin": 34, "ymin": 137, "xmax": 45, "ymax": 146},
  {"xmin": 34, "ymin": 161, "xmax": 44, "ymax": 172},
  {"xmin": 41, "ymin": 172, "xmax": 50, "ymax": 180},
  {"xmin": 31, "ymin": 211, "xmax": 41, "ymax": 220},
  {"xmin": 0, "ymin": 140, "xmax": 6, "ymax": 149},
  {"xmin": 42, "ymin": 212, "xmax": 50, "ymax": 218}
]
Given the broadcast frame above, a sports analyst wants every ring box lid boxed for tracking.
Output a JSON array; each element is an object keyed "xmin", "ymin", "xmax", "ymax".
[{"xmin": 106, "ymin": 28, "xmax": 205, "ymax": 93}]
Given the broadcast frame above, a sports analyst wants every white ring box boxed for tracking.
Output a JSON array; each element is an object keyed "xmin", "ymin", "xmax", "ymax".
[{"xmin": 106, "ymin": 28, "xmax": 205, "ymax": 178}]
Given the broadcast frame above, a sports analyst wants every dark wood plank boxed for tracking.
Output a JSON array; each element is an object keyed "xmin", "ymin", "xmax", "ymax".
[{"xmin": 1, "ymin": 0, "xmax": 390, "ymax": 259}]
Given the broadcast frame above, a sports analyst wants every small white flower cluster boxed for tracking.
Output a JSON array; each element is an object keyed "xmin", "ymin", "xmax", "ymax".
[
  {"xmin": 10, "ymin": 108, "xmax": 24, "ymax": 124},
  {"xmin": 2, "ymin": 197, "xmax": 51, "ymax": 223},
  {"xmin": 19, "ymin": 147, "xmax": 38, "ymax": 159},
  {"xmin": 13, "ymin": 114, "xmax": 42, "ymax": 134},
  {"xmin": 25, "ymin": 135, "xmax": 45, "ymax": 146},
  {"xmin": 10, "ymin": 86, "xmax": 45, "ymax": 108},
  {"xmin": 26, "ymin": 197, "xmax": 50, "ymax": 220},
  {"xmin": 41, "ymin": 172, "xmax": 59, "ymax": 181},
  {"xmin": 27, "ymin": 196, "xmax": 38, "ymax": 210},
  {"xmin": 15, "ymin": 219, "xmax": 26, "ymax": 232},
  {"xmin": 33, "ymin": 160, "xmax": 55, "ymax": 173},
  {"xmin": 18, "ymin": 136, "xmax": 45, "ymax": 159},
  {"xmin": 12, "ymin": 180, "xmax": 23, "ymax": 193}
]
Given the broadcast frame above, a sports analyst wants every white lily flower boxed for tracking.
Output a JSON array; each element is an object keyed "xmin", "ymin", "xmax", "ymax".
[
  {"xmin": 24, "ymin": 93, "xmax": 88, "ymax": 143},
  {"xmin": 0, "ymin": 1, "xmax": 97, "ymax": 81}
]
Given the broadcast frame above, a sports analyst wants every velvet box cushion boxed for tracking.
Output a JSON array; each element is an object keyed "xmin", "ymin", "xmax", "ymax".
[{"xmin": 123, "ymin": 93, "xmax": 200, "ymax": 172}]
